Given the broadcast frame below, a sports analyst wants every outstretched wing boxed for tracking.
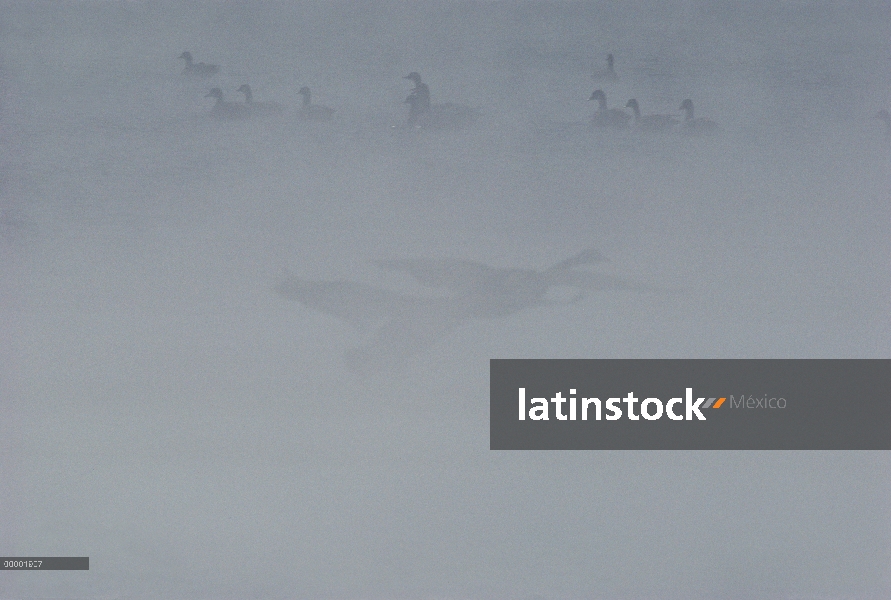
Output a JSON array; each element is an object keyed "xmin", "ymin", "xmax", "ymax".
[
  {"xmin": 373, "ymin": 257, "xmax": 496, "ymax": 294},
  {"xmin": 546, "ymin": 247, "xmax": 608, "ymax": 272},
  {"xmin": 343, "ymin": 297, "xmax": 470, "ymax": 373},
  {"xmin": 549, "ymin": 269, "xmax": 662, "ymax": 293},
  {"xmin": 275, "ymin": 277, "xmax": 471, "ymax": 372},
  {"xmin": 275, "ymin": 278, "xmax": 410, "ymax": 334}
]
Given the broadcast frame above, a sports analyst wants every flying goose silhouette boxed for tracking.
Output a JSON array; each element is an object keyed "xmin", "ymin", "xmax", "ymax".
[{"xmin": 276, "ymin": 249, "xmax": 655, "ymax": 372}]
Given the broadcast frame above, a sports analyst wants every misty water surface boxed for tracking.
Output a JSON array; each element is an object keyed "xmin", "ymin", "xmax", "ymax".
[{"xmin": 1, "ymin": 2, "xmax": 889, "ymax": 599}]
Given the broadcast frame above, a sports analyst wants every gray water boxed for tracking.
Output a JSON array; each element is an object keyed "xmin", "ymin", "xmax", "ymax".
[{"xmin": 1, "ymin": 2, "xmax": 889, "ymax": 599}]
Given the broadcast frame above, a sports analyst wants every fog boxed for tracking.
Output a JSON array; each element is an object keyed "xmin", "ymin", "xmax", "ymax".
[{"xmin": 1, "ymin": 1, "xmax": 889, "ymax": 599}]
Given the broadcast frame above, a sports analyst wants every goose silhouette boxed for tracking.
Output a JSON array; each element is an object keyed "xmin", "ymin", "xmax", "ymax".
[
  {"xmin": 401, "ymin": 72, "xmax": 479, "ymax": 130},
  {"xmin": 625, "ymin": 99, "xmax": 678, "ymax": 132},
  {"xmin": 276, "ymin": 249, "xmax": 656, "ymax": 372},
  {"xmin": 178, "ymin": 51, "xmax": 219, "ymax": 77},
  {"xmin": 403, "ymin": 72, "xmax": 431, "ymax": 127},
  {"xmin": 679, "ymin": 99, "xmax": 720, "ymax": 134},
  {"xmin": 236, "ymin": 84, "xmax": 284, "ymax": 116},
  {"xmin": 589, "ymin": 89, "xmax": 631, "ymax": 129},
  {"xmin": 297, "ymin": 87, "xmax": 335, "ymax": 121},
  {"xmin": 204, "ymin": 88, "xmax": 249, "ymax": 120},
  {"xmin": 591, "ymin": 53, "xmax": 619, "ymax": 82}
]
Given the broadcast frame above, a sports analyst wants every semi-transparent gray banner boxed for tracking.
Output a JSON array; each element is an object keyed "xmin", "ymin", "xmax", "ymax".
[{"xmin": 490, "ymin": 360, "xmax": 891, "ymax": 450}]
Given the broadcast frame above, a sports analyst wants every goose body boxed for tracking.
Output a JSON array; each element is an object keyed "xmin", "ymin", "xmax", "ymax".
[
  {"xmin": 297, "ymin": 87, "xmax": 335, "ymax": 121},
  {"xmin": 589, "ymin": 89, "xmax": 631, "ymax": 129},
  {"xmin": 179, "ymin": 51, "xmax": 219, "ymax": 77},
  {"xmin": 591, "ymin": 53, "xmax": 619, "ymax": 82},
  {"xmin": 679, "ymin": 99, "xmax": 720, "ymax": 134},
  {"xmin": 876, "ymin": 110, "xmax": 891, "ymax": 138},
  {"xmin": 205, "ymin": 88, "xmax": 249, "ymax": 120},
  {"xmin": 625, "ymin": 99, "xmax": 679, "ymax": 132},
  {"xmin": 236, "ymin": 84, "xmax": 284, "ymax": 116},
  {"xmin": 414, "ymin": 103, "xmax": 481, "ymax": 130},
  {"xmin": 401, "ymin": 72, "xmax": 477, "ymax": 130}
]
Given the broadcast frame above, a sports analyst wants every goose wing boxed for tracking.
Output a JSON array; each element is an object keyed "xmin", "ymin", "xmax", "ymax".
[
  {"xmin": 548, "ymin": 269, "xmax": 660, "ymax": 292},
  {"xmin": 276, "ymin": 276, "xmax": 469, "ymax": 372},
  {"xmin": 343, "ymin": 296, "xmax": 469, "ymax": 372},
  {"xmin": 275, "ymin": 278, "xmax": 413, "ymax": 334},
  {"xmin": 374, "ymin": 257, "xmax": 496, "ymax": 293},
  {"xmin": 547, "ymin": 248, "xmax": 608, "ymax": 271}
]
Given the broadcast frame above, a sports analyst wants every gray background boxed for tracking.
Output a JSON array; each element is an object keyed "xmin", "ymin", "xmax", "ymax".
[{"xmin": 1, "ymin": 1, "xmax": 890, "ymax": 599}]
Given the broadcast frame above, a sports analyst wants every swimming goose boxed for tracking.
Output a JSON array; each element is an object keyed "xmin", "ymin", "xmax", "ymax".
[
  {"xmin": 236, "ymin": 84, "xmax": 284, "ymax": 116},
  {"xmin": 401, "ymin": 72, "xmax": 478, "ymax": 130},
  {"xmin": 297, "ymin": 87, "xmax": 335, "ymax": 121},
  {"xmin": 403, "ymin": 72, "xmax": 431, "ymax": 127},
  {"xmin": 625, "ymin": 99, "xmax": 679, "ymax": 132},
  {"xmin": 876, "ymin": 110, "xmax": 891, "ymax": 137},
  {"xmin": 204, "ymin": 88, "xmax": 250, "ymax": 120},
  {"xmin": 679, "ymin": 99, "xmax": 720, "ymax": 134},
  {"xmin": 178, "ymin": 51, "xmax": 219, "ymax": 77},
  {"xmin": 589, "ymin": 89, "xmax": 631, "ymax": 128},
  {"xmin": 591, "ymin": 54, "xmax": 619, "ymax": 82}
]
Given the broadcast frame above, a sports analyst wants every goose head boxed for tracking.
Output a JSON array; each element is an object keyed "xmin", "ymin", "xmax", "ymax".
[
  {"xmin": 403, "ymin": 72, "xmax": 422, "ymax": 84},
  {"xmin": 205, "ymin": 87, "xmax": 223, "ymax": 100},
  {"xmin": 298, "ymin": 87, "xmax": 316, "ymax": 108},
  {"xmin": 589, "ymin": 89, "xmax": 608, "ymax": 110},
  {"xmin": 625, "ymin": 98, "xmax": 641, "ymax": 117},
  {"xmin": 679, "ymin": 99, "xmax": 694, "ymax": 119},
  {"xmin": 237, "ymin": 84, "xmax": 253, "ymax": 101},
  {"xmin": 178, "ymin": 51, "xmax": 193, "ymax": 63}
]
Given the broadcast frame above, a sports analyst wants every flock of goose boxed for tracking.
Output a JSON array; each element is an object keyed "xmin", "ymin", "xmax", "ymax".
[
  {"xmin": 181, "ymin": 51, "xmax": 334, "ymax": 122},
  {"xmin": 179, "ymin": 50, "xmax": 733, "ymax": 134},
  {"xmin": 586, "ymin": 54, "xmax": 720, "ymax": 134},
  {"xmin": 182, "ymin": 50, "xmax": 891, "ymax": 137}
]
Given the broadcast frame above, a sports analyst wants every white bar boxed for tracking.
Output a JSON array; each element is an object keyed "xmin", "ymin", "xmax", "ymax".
[{"xmin": 518, "ymin": 387, "xmax": 525, "ymax": 420}]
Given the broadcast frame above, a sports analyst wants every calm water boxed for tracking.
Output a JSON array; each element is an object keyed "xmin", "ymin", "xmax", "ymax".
[{"xmin": 1, "ymin": 2, "xmax": 889, "ymax": 599}]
